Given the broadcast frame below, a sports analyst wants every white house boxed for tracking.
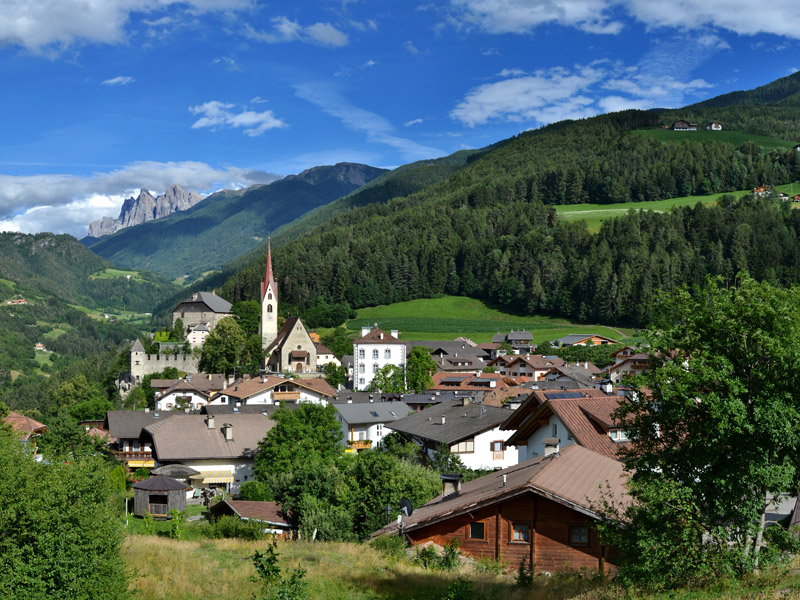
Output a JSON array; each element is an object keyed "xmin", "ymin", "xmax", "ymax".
[
  {"xmin": 155, "ymin": 380, "xmax": 210, "ymax": 411},
  {"xmin": 387, "ymin": 398, "xmax": 517, "ymax": 470},
  {"xmin": 187, "ymin": 323, "xmax": 210, "ymax": 348},
  {"xmin": 315, "ymin": 343, "xmax": 341, "ymax": 369},
  {"xmin": 333, "ymin": 401, "xmax": 411, "ymax": 451},
  {"xmin": 353, "ymin": 325, "xmax": 406, "ymax": 391},
  {"xmin": 212, "ymin": 375, "xmax": 337, "ymax": 406}
]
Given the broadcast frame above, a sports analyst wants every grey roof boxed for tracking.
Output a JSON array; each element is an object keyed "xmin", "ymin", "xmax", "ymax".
[
  {"xmin": 403, "ymin": 341, "xmax": 488, "ymax": 359},
  {"xmin": 174, "ymin": 291, "xmax": 232, "ymax": 314},
  {"xmin": 545, "ymin": 365, "xmax": 595, "ymax": 387},
  {"xmin": 200, "ymin": 404, "xmax": 299, "ymax": 416},
  {"xmin": 506, "ymin": 330, "xmax": 533, "ymax": 342},
  {"xmin": 133, "ymin": 475, "xmax": 188, "ymax": 491},
  {"xmin": 131, "ymin": 339, "xmax": 145, "ymax": 353},
  {"xmin": 387, "ymin": 400, "xmax": 512, "ymax": 445},
  {"xmin": 400, "ymin": 391, "xmax": 465, "ymax": 405},
  {"xmin": 144, "ymin": 413, "xmax": 274, "ymax": 461},
  {"xmin": 331, "ymin": 391, "xmax": 401, "ymax": 404},
  {"xmin": 105, "ymin": 410, "xmax": 176, "ymax": 440},
  {"xmin": 334, "ymin": 401, "xmax": 411, "ymax": 425},
  {"xmin": 342, "ymin": 355, "xmax": 354, "ymax": 369}
]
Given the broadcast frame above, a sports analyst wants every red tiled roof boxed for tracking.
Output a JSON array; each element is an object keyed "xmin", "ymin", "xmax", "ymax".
[
  {"xmin": 429, "ymin": 371, "xmax": 520, "ymax": 392},
  {"xmin": 354, "ymin": 327, "xmax": 404, "ymax": 344},
  {"xmin": 5, "ymin": 411, "xmax": 47, "ymax": 440}
]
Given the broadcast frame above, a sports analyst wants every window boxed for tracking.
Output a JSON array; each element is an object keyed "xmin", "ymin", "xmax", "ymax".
[
  {"xmin": 376, "ymin": 424, "xmax": 383, "ymax": 436},
  {"xmin": 570, "ymin": 525, "xmax": 589, "ymax": 545},
  {"xmin": 609, "ymin": 429, "xmax": 629, "ymax": 442},
  {"xmin": 359, "ymin": 378, "xmax": 365, "ymax": 386},
  {"xmin": 469, "ymin": 522, "xmax": 486, "ymax": 540},
  {"xmin": 373, "ymin": 363, "xmax": 379, "ymax": 373},
  {"xmin": 512, "ymin": 523, "xmax": 530, "ymax": 542},
  {"xmin": 552, "ymin": 423, "xmax": 558, "ymax": 437},
  {"xmin": 450, "ymin": 439, "xmax": 474, "ymax": 454},
  {"xmin": 268, "ymin": 293, "xmax": 272, "ymax": 300},
  {"xmin": 267, "ymin": 305, "xmax": 273, "ymax": 313},
  {"xmin": 372, "ymin": 349, "xmax": 379, "ymax": 359},
  {"xmin": 359, "ymin": 349, "xmax": 365, "ymax": 359},
  {"xmin": 491, "ymin": 441, "xmax": 504, "ymax": 452},
  {"xmin": 384, "ymin": 349, "xmax": 391, "ymax": 359},
  {"xmin": 359, "ymin": 364, "xmax": 365, "ymax": 374}
]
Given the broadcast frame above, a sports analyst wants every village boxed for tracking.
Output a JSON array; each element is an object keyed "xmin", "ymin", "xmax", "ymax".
[{"xmin": 10, "ymin": 243, "xmax": 794, "ymax": 583}]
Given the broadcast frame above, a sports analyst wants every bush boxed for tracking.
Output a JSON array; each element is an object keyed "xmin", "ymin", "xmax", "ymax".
[
  {"xmin": 413, "ymin": 539, "xmax": 461, "ymax": 571},
  {"xmin": 515, "ymin": 557, "xmax": 534, "ymax": 587},
  {"xmin": 441, "ymin": 578, "xmax": 474, "ymax": 600},
  {"xmin": 370, "ymin": 534, "xmax": 408, "ymax": 560},
  {"xmin": 209, "ymin": 515, "xmax": 269, "ymax": 540},
  {"xmin": 239, "ymin": 480, "xmax": 274, "ymax": 501}
]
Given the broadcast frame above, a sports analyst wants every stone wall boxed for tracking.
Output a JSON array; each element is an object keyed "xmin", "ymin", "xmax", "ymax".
[{"xmin": 130, "ymin": 351, "xmax": 201, "ymax": 384}]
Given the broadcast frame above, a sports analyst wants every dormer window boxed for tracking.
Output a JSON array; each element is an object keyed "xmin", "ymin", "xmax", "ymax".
[{"xmin": 609, "ymin": 428, "xmax": 629, "ymax": 442}]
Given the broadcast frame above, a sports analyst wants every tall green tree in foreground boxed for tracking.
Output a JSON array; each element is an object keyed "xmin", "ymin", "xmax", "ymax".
[
  {"xmin": 0, "ymin": 428, "xmax": 127, "ymax": 599},
  {"xmin": 603, "ymin": 273, "xmax": 800, "ymax": 588},
  {"xmin": 406, "ymin": 346, "xmax": 437, "ymax": 393},
  {"xmin": 199, "ymin": 316, "xmax": 247, "ymax": 375}
]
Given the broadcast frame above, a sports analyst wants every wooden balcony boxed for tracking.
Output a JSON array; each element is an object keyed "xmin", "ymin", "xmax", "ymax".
[
  {"xmin": 273, "ymin": 391, "xmax": 301, "ymax": 401},
  {"xmin": 349, "ymin": 440, "xmax": 372, "ymax": 450}
]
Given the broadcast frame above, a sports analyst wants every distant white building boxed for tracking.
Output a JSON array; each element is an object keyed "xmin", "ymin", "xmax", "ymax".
[
  {"xmin": 333, "ymin": 401, "xmax": 411, "ymax": 451},
  {"xmin": 353, "ymin": 325, "xmax": 406, "ymax": 391}
]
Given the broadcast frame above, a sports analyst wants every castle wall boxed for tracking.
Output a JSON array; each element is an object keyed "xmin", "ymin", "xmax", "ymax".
[{"xmin": 130, "ymin": 351, "xmax": 201, "ymax": 384}]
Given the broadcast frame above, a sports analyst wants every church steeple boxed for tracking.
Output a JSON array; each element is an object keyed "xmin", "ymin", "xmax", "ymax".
[{"xmin": 260, "ymin": 240, "xmax": 278, "ymax": 347}]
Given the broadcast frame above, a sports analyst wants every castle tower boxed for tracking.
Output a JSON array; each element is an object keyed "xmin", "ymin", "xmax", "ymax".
[{"xmin": 260, "ymin": 241, "xmax": 278, "ymax": 347}]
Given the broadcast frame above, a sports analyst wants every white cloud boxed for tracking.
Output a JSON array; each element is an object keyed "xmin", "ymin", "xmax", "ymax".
[
  {"xmin": 0, "ymin": 0, "xmax": 252, "ymax": 52},
  {"xmin": 402, "ymin": 40, "xmax": 421, "ymax": 54},
  {"xmin": 0, "ymin": 161, "xmax": 280, "ymax": 237},
  {"xmin": 294, "ymin": 82, "xmax": 443, "ymax": 161},
  {"xmin": 212, "ymin": 56, "xmax": 241, "ymax": 71},
  {"xmin": 404, "ymin": 118, "xmax": 424, "ymax": 127},
  {"xmin": 101, "ymin": 76, "xmax": 135, "ymax": 86},
  {"xmin": 189, "ymin": 101, "xmax": 287, "ymax": 136},
  {"xmin": 449, "ymin": 0, "xmax": 623, "ymax": 36},
  {"xmin": 481, "ymin": 47, "xmax": 500, "ymax": 56},
  {"xmin": 244, "ymin": 17, "xmax": 349, "ymax": 47},
  {"xmin": 451, "ymin": 62, "xmax": 714, "ymax": 127},
  {"xmin": 451, "ymin": 65, "xmax": 605, "ymax": 126},
  {"xmin": 498, "ymin": 68, "xmax": 526, "ymax": 77}
]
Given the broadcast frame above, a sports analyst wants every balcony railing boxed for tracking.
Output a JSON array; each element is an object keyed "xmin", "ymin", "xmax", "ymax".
[
  {"xmin": 273, "ymin": 391, "xmax": 301, "ymax": 400},
  {"xmin": 112, "ymin": 450, "xmax": 153, "ymax": 460},
  {"xmin": 349, "ymin": 440, "xmax": 372, "ymax": 450},
  {"xmin": 148, "ymin": 503, "xmax": 169, "ymax": 516}
]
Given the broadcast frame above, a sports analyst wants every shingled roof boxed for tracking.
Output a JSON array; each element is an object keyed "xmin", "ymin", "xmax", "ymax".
[
  {"xmin": 5, "ymin": 411, "xmax": 47, "ymax": 440},
  {"xmin": 105, "ymin": 410, "xmax": 176, "ymax": 440},
  {"xmin": 372, "ymin": 444, "xmax": 629, "ymax": 537},
  {"xmin": 173, "ymin": 291, "xmax": 232, "ymax": 314},
  {"xmin": 387, "ymin": 399, "xmax": 511, "ymax": 445},
  {"xmin": 334, "ymin": 401, "xmax": 411, "ymax": 425},
  {"xmin": 354, "ymin": 327, "xmax": 404, "ymax": 345},
  {"xmin": 144, "ymin": 413, "xmax": 274, "ymax": 461}
]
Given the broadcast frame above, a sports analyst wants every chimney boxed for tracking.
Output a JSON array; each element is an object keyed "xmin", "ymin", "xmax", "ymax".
[
  {"xmin": 192, "ymin": 292, "xmax": 198, "ymax": 300},
  {"xmin": 441, "ymin": 415, "xmax": 446, "ymax": 425},
  {"xmin": 503, "ymin": 474, "xmax": 507, "ymax": 487},
  {"xmin": 361, "ymin": 326, "xmax": 371, "ymax": 337},
  {"xmin": 222, "ymin": 423, "xmax": 233, "ymax": 441},
  {"xmin": 379, "ymin": 332, "xmax": 384, "ymax": 340},
  {"xmin": 391, "ymin": 329, "xmax": 399, "ymax": 339},
  {"xmin": 601, "ymin": 380, "xmax": 613, "ymax": 395},
  {"xmin": 206, "ymin": 415, "xmax": 215, "ymax": 429},
  {"xmin": 440, "ymin": 473, "xmax": 462, "ymax": 499},
  {"xmin": 144, "ymin": 407, "xmax": 149, "ymax": 413},
  {"xmin": 461, "ymin": 397, "xmax": 470, "ymax": 407},
  {"xmin": 543, "ymin": 437, "xmax": 560, "ymax": 456}
]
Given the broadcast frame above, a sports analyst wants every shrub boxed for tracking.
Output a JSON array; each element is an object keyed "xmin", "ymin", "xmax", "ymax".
[
  {"xmin": 169, "ymin": 509, "xmax": 186, "ymax": 540},
  {"xmin": 209, "ymin": 515, "xmax": 268, "ymax": 540},
  {"xmin": 370, "ymin": 534, "xmax": 408, "ymax": 560},
  {"xmin": 515, "ymin": 558, "xmax": 534, "ymax": 587},
  {"xmin": 239, "ymin": 480, "xmax": 274, "ymax": 501},
  {"xmin": 413, "ymin": 539, "xmax": 461, "ymax": 571},
  {"xmin": 251, "ymin": 540, "xmax": 308, "ymax": 600},
  {"xmin": 441, "ymin": 578, "xmax": 474, "ymax": 600}
]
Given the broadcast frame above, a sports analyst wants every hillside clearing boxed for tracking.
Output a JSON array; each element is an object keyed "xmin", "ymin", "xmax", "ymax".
[
  {"xmin": 89, "ymin": 268, "xmax": 146, "ymax": 282},
  {"xmin": 631, "ymin": 128, "xmax": 797, "ymax": 150},
  {"xmin": 345, "ymin": 296, "xmax": 636, "ymax": 344}
]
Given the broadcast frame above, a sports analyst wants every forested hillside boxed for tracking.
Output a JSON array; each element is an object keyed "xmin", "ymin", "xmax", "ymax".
[
  {"xmin": 87, "ymin": 163, "xmax": 386, "ymax": 281},
  {"xmin": 218, "ymin": 104, "xmax": 800, "ymax": 328}
]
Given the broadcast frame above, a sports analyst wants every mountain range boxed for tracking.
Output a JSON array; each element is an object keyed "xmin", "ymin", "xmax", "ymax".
[
  {"xmin": 83, "ymin": 163, "xmax": 386, "ymax": 281},
  {"xmin": 87, "ymin": 185, "xmax": 204, "ymax": 238}
]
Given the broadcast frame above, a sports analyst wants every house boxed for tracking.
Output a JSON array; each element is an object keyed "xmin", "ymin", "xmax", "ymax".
[
  {"xmin": 353, "ymin": 325, "xmax": 406, "ymax": 391},
  {"xmin": 404, "ymin": 340, "xmax": 489, "ymax": 373},
  {"xmin": 671, "ymin": 120, "xmax": 697, "ymax": 130},
  {"xmin": 209, "ymin": 500, "xmax": 292, "ymax": 537},
  {"xmin": 171, "ymin": 291, "xmax": 232, "ymax": 333},
  {"xmin": 34, "ymin": 342, "xmax": 46, "ymax": 352},
  {"xmin": 143, "ymin": 412, "xmax": 275, "ymax": 495},
  {"xmin": 604, "ymin": 352, "xmax": 650, "ymax": 383},
  {"xmin": 371, "ymin": 444, "xmax": 628, "ymax": 575},
  {"xmin": 705, "ymin": 121, "xmax": 722, "ymax": 131},
  {"xmin": 487, "ymin": 354, "xmax": 565, "ymax": 379},
  {"xmin": 491, "ymin": 330, "xmax": 535, "ymax": 353},
  {"xmin": 213, "ymin": 375, "xmax": 336, "ymax": 406},
  {"xmin": 264, "ymin": 317, "xmax": 318, "ymax": 374},
  {"xmin": 501, "ymin": 387, "xmax": 626, "ymax": 462},
  {"xmin": 387, "ymin": 398, "xmax": 517, "ymax": 470},
  {"xmin": 187, "ymin": 323, "xmax": 210, "ymax": 348},
  {"xmin": 4, "ymin": 411, "xmax": 47, "ymax": 455},
  {"xmin": 151, "ymin": 373, "xmax": 226, "ymax": 405},
  {"xmin": 428, "ymin": 371, "xmax": 522, "ymax": 396},
  {"xmin": 540, "ymin": 364, "xmax": 597, "ymax": 388},
  {"xmin": 155, "ymin": 379, "xmax": 211, "ymax": 411},
  {"xmin": 105, "ymin": 410, "xmax": 176, "ymax": 469},
  {"xmin": 553, "ymin": 334, "xmax": 619, "ymax": 347},
  {"xmin": 333, "ymin": 401, "xmax": 411, "ymax": 451},
  {"xmin": 315, "ymin": 343, "xmax": 341, "ymax": 369}
]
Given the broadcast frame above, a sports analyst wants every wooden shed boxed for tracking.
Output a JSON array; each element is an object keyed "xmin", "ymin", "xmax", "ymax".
[{"xmin": 133, "ymin": 475, "xmax": 187, "ymax": 518}]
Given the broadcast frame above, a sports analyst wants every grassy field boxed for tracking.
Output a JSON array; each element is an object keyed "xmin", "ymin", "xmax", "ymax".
[
  {"xmin": 631, "ymin": 128, "xmax": 797, "ymax": 150},
  {"xmin": 123, "ymin": 532, "xmax": 800, "ymax": 600},
  {"xmin": 554, "ymin": 183, "xmax": 800, "ymax": 232},
  {"xmin": 345, "ymin": 296, "xmax": 636, "ymax": 344},
  {"xmin": 89, "ymin": 268, "xmax": 146, "ymax": 282}
]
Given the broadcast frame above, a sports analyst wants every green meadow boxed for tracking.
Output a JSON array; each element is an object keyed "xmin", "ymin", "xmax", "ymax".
[
  {"xmin": 89, "ymin": 268, "xmax": 146, "ymax": 282},
  {"xmin": 345, "ymin": 296, "xmax": 635, "ymax": 344},
  {"xmin": 631, "ymin": 128, "xmax": 798, "ymax": 150}
]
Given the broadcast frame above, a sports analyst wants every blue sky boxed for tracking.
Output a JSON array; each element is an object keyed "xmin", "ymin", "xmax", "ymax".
[{"xmin": 0, "ymin": 0, "xmax": 798, "ymax": 237}]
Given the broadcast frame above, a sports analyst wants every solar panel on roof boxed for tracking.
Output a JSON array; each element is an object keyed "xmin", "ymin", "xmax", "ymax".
[
  {"xmin": 544, "ymin": 391, "xmax": 584, "ymax": 400},
  {"xmin": 442, "ymin": 377, "xmax": 467, "ymax": 383}
]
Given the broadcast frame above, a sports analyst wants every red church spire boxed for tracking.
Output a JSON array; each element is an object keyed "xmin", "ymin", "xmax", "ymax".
[{"xmin": 261, "ymin": 239, "xmax": 277, "ymax": 301}]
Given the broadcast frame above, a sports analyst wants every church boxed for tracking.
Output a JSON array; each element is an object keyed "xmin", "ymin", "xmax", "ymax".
[{"xmin": 259, "ymin": 242, "xmax": 318, "ymax": 375}]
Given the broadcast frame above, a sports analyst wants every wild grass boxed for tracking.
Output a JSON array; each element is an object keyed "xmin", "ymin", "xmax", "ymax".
[
  {"xmin": 89, "ymin": 268, "xmax": 146, "ymax": 282},
  {"xmin": 348, "ymin": 296, "xmax": 635, "ymax": 344}
]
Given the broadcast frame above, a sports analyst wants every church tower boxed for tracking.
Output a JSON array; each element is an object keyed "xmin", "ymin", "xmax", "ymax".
[{"xmin": 260, "ymin": 241, "xmax": 278, "ymax": 347}]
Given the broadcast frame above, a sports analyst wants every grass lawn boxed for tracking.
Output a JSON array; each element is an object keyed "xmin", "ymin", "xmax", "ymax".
[
  {"xmin": 123, "ymin": 534, "xmax": 800, "ymax": 600},
  {"xmin": 346, "ymin": 296, "xmax": 636, "ymax": 344},
  {"xmin": 631, "ymin": 128, "xmax": 798, "ymax": 151},
  {"xmin": 33, "ymin": 351, "xmax": 53, "ymax": 366},
  {"xmin": 89, "ymin": 268, "xmax": 146, "ymax": 282}
]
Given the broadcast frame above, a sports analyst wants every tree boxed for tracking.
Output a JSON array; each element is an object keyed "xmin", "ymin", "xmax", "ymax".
[
  {"xmin": 232, "ymin": 300, "xmax": 261, "ymax": 336},
  {"xmin": 254, "ymin": 403, "xmax": 343, "ymax": 478},
  {"xmin": 405, "ymin": 346, "xmax": 437, "ymax": 393},
  {"xmin": 319, "ymin": 327, "xmax": 354, "ymax": 359},
  {"xmin": 369, "ymin": 364, "xmax": 405, "ymax": 393},
  {"xmin": 611, "ymin": 273, "xmax": 800, "ymax": 584},
  {"xmin": 0, "ymin": 427, "xmax": 128, "ymax": 599},
  {"xmin": 172, "ymin": 317, "xmax": 185, "ymax": 342},
  {"xmin": 198, "ymin": 317, "xmax": 247, "ymax": 375},
  {"xmin": 322, "ymin": 362, "xmax": 347, "ymax": 388}
]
